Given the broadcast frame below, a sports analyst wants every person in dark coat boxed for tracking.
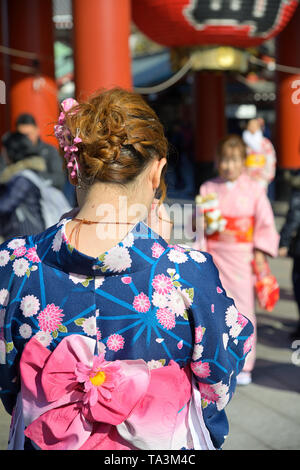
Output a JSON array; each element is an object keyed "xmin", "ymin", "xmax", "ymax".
[
  {"xmin": 0, "ymin": 132, "xmax": 46, "ymax": 241},
  {"xmin": 16, "ymin": 113, "xmax": 66, "ymax": 190},
  {"xmin": 279, "ymin": 171, "xmax": 300, "ymax": 339}
]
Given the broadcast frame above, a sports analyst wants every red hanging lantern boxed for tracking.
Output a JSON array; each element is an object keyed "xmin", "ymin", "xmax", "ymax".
[{"xmin": 132, "ymin": 0, "xmax": 299, "ymax": 48}]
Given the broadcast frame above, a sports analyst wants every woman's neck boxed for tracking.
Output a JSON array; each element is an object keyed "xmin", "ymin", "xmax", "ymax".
[{"xmin": 76, "ymin": 183, "xmax": 150, "ymax": 223}]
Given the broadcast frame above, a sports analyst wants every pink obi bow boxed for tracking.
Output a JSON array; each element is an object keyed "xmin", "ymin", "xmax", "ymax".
[{"xmin": 20, "ymin": 335, "xmax": 191, "ymax": 450}]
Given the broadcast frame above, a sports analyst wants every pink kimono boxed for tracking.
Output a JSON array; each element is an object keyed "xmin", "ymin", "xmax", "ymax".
[{"xmin": 195, "ymin": 173, "xmax": 279, "ymax": 372}]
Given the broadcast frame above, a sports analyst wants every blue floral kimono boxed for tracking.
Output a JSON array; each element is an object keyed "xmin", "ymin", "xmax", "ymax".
[{"xmin": 0, "ymin": 219, "xmax": 253, "ymax": 450}]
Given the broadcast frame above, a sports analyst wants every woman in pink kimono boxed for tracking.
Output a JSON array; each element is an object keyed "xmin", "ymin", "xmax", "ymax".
[{"xmin": 195, "ymin": 135, "xmax": 279, "ymax": 385}]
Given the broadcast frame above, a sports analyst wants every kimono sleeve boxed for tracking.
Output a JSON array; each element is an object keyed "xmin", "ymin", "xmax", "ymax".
[
  {"xmin": 253, "ymin": 186, "xmax": 279, "ymax": 257},
  {"xmin": 186, "ymin": 253, "xmax": 254, "ymax": 449},
  {"xmin": 0, "ymin": 241, "xmax": 20, "ymax": 415}
]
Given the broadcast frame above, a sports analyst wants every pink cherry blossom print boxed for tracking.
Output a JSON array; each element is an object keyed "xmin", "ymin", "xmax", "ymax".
[
  {"xmin": 121, "ymin": 276, "xmax": 132, "ymax": 285},
  {"xmin": 37, "ymin": 304, "xmax": 64, "ymax": 332},
  {"xmin": 168, "ymin": 244, "xmax": 185, "ymax": 253},
  {"xmin": 191, "ymin": 361, "xmax": 211, "ymax": 379},
  {"xmin": 243, "ymin": 333, "xmax": 254, "ymax": 355},
  {"xmin": 13, "ymin": 246, "xmax": 27, "ymax": 258},
  {"xmin": 133, "ymin": 292, "xmax": 151, "ymax": 313},
  {"xmin": 237, "ymin": 312, "xmax": 248, "ymax": 328},
  {"xmin": 177, "ymin": 340, "xmax": 183, "ymax": 350},
  {"xmin": 211, "ymin": 304, "xmax": 215, "ymax": 313},
  {"xmin": 97, "ymin": 328, "xmax": 102, "ymax": 342},
  {"xmin": 198, "ymin": 382, "xmax": 219, "ymax": 404},
  {"xmin": 216, "ymin": 287, "xmax": 223, "ymax": 294},
  {"xmin": 152, "ymin": 273, "xmax": 173, "ymax": 295},
  {"xmin": 195, "ymin": 326, "xmax": 205, "ymax": 343},
  {"xmin": 26, "ymin": 246, "xmax": 41, "ymax": 263},
  {"xmin": 155, "ymin": 338, "xmax": 164, "ymax": 343},
  {"xmin": 151, "ymin": 242, "xmax": 165, "ymax": 258},
  {"xmin": 156, "ymin": 307, "xmax": 176, "ymax": 330},
  {"xmin": 106, "ymin": 334, "xmax": 125, "ymax": 352}
]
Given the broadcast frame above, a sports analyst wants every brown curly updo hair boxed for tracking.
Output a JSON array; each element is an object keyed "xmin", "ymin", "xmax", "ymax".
[
  {"xmin": 217, "ymin": 134, "xmax": 247, "ymax": 160},
  {"xmin": 64, "ymin": 88, "xmax": 169, "ymax": 201}
]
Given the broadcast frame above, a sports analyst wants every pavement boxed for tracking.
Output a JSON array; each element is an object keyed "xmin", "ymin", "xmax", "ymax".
[{"xmin": 1, "ymin": 200, "xmax": 300, "ymax": 450}]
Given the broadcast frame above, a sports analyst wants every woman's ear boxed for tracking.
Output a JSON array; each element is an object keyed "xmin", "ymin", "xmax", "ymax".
[{"xmin": 150, "ymin": 158, "xmax": 167, "ymax": 190}]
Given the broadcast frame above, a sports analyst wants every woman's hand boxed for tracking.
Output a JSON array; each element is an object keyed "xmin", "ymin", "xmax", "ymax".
[
  {"xmin": 254, "ymin": 249, "xmax": 267, "ymax": 272},
  {"xmin": 278, "ymin": 246, "xmax": 288, "ymax": 257}
]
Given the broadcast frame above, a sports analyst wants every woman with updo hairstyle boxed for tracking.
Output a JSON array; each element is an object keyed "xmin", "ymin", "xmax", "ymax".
[
  {"xmin": 196, "ymin": 134, "xmax": 279, "ymax": 386},
  {"xmin": 0, "ymin": 89, "xmax": 253, "ymax": 451}
]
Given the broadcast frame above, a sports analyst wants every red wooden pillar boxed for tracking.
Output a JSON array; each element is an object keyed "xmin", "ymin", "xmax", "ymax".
[
  {"xmin": 72, "ymin": 0, "xmax": 132, "ymax": 100},
  {"xmin": 193, "ymin": 71, "xmax": 226, "ymax": 182},
  {"xmin": 7, "ymin": 0, "xmax": 58, "ymax": 146},
  {"xmin": 276, "ymin": 5, "xmax": 300, "ymax": 170}
]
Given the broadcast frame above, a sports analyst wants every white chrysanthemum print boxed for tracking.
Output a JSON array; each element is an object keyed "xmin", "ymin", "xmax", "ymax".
[
  {"xmin": 178, "ymin": 244, "xmax": 191, "ymax": 250},
  {"xmin": 69, "ymin": 273, "xmax": 88, "ymax": 284},
  {"xmin": 97, "ymin": 341, "xmax": 106, "ymax": 355},
  {"xmin": 192, "ymin": 344, "xmax": 204, "ymax": 361},
  {"xmin": 225, "ymin": 304, "xmax": 239, "ymax": 327},
  {"xmin": 13, "ymin": 258, "xmax": 29, "ymax": 277},
  {"xmin": 19, "ymin": 323, "xmax": 32, "ymax": 339},
  {"xmin": 225, "ymin": 304, "xmax": 244, "ymax": 338},
  {"xmin": 223, "ymin": 333, "xmax": 229, "ymax": 350},
  {"xmin": 7, "ymin": 239, "xmax": 26, "ymax": 250},
  {"xmin": 212, "ymin": 381, "xmax": 230, "ymax": 411},
  {"xmin": 20, "ymin": 295, "xmax": 40, "ymax": 317},
  {"xmin": 147, "ymin": 359, "xmax": 164, "ymax": 370},
  {"xmin": 34, "ymin": 330, "xmax": 53, "ymax": 347},
  {"xmin": 181, "ymin": 288, "xmax": 193, "ymax": 309},
  {"xmin": 0, "ymin": 250, "xmax": 10, "ymax": 267},
  {"xmin": 168, "ymin": 289, "xmax": 186, "ymax": 317},
  {"xmin": 167, "ymin": 249, "xmax": 188, "ymax": 264},
  {"xmin": 52, "ymin": 229, "xmax": 63, "ymax": 252},
  {"xmin": 229, "ymin": 322, "xmax": 243, "ymax": 338},
  {"xmin": 122, "ymin": 232, "xmax": 134, "ymax": 248},
  {"xmin": 103, "ymin": 246, "xmax": 132, "ymax": 273},
  {"xmin": 189, "ymin": 251, "xmax": 207, "ymax": 263},
  {"xmin": 152, "ymin": 292, "xmax": 169, "ymax": 308},
  {"xmin": 0, "ymin": 289, "xmax": 9, "ymax": 307},
  {"xmin": 95, "ymin": 276, "xmax": 105, "ymax": 289},
  {"xmin": 82, "ymin": 316, "xmax": 97, "ymax": 337}
]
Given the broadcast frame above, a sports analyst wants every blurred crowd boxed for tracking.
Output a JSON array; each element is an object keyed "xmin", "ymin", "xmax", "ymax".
[{"xmin": 0, "ymin": 112, "xmax": 299, "ymax": 351}]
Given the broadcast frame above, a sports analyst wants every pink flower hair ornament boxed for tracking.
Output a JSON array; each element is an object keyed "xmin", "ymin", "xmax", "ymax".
[{"xmin": 54, "ymin": 98, "xmax": 82, "ymax": 180}]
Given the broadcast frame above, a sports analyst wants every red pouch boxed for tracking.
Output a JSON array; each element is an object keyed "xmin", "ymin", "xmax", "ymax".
[{"xmin": 252, "ymin": 260, "xmax": 280, "ymax": 312}]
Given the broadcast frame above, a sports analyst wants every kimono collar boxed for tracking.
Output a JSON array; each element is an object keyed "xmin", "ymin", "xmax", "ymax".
[{"xmin": 34, "ymin": 218, "xmax": 169, "ymax": 277}]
